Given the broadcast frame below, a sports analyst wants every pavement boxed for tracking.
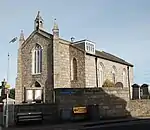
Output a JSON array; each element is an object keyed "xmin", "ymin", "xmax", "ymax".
[{"xmin": 2, "ymin": 117, "xmax": 150, "ymax": 130}]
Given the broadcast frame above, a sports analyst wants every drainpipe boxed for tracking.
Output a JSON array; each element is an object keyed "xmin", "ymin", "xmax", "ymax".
[
  {"xmin": 127, "ymin": 66, "xmax": 131, "ymax": 100},
  {"xmin": 95, "ymin": 57, "xmax": 98, "ymax": 87}
]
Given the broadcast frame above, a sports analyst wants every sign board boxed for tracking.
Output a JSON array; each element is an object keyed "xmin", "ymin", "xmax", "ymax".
[
  {"xmin": 26, "ymin": 89, "xmax": 33, "ymax": 101},
  {"xmin": 73, "ymin": 107, "xmax": 87, "ymax": 114},
  {"xmin": 35, "ymin": 89, "xmax": 42, "ymax": 100}
]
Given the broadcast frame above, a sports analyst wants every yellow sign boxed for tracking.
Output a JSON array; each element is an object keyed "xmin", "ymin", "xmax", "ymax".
[
  {"xmin": 5, "ymin": 84, "xmax": 10, "ymax": 89},
  {"xmin": 73, "ymin": 107, "xmax": 87, "ymax": 114}
]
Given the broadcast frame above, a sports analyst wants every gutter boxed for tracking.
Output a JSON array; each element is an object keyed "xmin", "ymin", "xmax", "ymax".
[
  {"xmin": 95, "ymin": 57, "xmax": 98, "ymax": 87},
  {"xmin": 127, "ymin": 66, "xmax": 131, "ymax": 100}
]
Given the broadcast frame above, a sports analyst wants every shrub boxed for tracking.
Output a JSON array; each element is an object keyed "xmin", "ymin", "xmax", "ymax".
[{"xmin": 102, "ymin": 79, "xmax": 115, "ymax": 87}]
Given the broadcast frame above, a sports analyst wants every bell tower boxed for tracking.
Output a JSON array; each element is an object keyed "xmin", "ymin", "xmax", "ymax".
[{"xmin": 34, "ymin": 11, "xmax": 44, "ymax": 30}]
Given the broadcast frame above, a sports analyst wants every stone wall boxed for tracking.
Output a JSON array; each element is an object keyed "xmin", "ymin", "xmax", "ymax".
[
  {"xmin": 85, "ymin": 54, "xmax": 134, "ymax": 88},
  {"xmin": 14, "ymin": 103, "xmax": 59, "ymax": 124},
  {"xmin": 129, "ymin": 100, "xmax": 150, "ymax": 117},
  {"xmin": 55, "ymin": 87, "xmax": 130, "ymax": 118},
  {"xmin": 70, "ymin": 45, "xmax": 85, "ymax": 88},
  {"xmin": 19, "ymin": 33, "xmax": 53, "ymax": 103},
  {"xmin": 85, "ymin": 55, "xmax": 96, "ymax": 88},
  {"xmin": 54, "ymin": 40, "xmax": 70, "ymax": 88}
]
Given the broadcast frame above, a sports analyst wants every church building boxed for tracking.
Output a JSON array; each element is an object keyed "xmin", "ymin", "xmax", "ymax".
[{"xmin": 15, "ymin": 11, "xmax": 134, "ymax": 104}]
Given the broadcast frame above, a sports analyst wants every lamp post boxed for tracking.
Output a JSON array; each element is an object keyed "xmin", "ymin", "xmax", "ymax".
[
  {"xmin": 1, "ymin": 79, "xmax": 7, "ymax": 127},
  {"xmin": 4, "ymin": 37, "xmax": 17, "ymax": 127},
  {"xmin": 5, "ymin": 52, "xmax": 11, "ymax": 128},
  {"xmin": 5, "ymin": 83, "xmax": 8, "ymax": 128}
]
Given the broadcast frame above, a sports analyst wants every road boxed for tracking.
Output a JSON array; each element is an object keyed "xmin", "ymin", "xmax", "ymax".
[
  {"xmin": 81, "ymin": 119, "xmax": 150, "ymax": 130},
  {"xmin": 2, "ymin": 119, "xmax": 150, "ymax": 130}
]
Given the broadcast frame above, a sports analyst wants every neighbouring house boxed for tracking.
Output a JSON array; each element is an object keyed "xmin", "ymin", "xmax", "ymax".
[{"xmin": 15, "ymin": 11, "xmax": 134, "ymax": 104}]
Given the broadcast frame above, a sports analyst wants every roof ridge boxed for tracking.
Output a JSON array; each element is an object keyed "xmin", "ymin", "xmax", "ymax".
[{"xmin": 95, "ymin": 50, "xmax": 133, "ymax": 67}]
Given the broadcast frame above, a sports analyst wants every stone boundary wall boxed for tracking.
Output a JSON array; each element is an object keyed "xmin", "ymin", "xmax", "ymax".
[
  {"xmin": 55, "ymin": 87, "xmax": 130, "ymax": 118},
  {"xmin": 14, "ymin": 103, "xmax": 59, "ymax": 124},
  {"xmin": 5, "ymin": 88, "xmax": 150, "ymax": 126},
  {"xmin": 129, "ymin": 100, "xmax": 150, "ymax": 117}
]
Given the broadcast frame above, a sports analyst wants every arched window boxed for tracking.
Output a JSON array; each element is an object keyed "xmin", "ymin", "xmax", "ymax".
[
  {"xmin": 32, "ymin": 44, "xmax": 42, "ymax": 74},
  {"xmin": 123, "ymin": 68, "xmax": 126, "ymax": 87},
  {"xmin": 98, "ymin": 62, "xmax": 104, "ymax": 87},
  {"xmin": 71, "ymin": 58, "xmax": 77, "ymax": 80},
  {"xmin": 112, "ymin": 65, "xmax": 117, "ymax": 83}
]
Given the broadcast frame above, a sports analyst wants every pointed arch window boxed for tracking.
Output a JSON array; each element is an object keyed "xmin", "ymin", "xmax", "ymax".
[
  {"xmin": 112, "ymin": 65, "xmax": 117, "ymax": 83},
  {"xmin": 71, "ymin": 58, "xmax": 77, "ymax": 81},
  {"xmin": 123, "ymin": 68, "xmax": 126, "ymax": 87},
  {"xmin": 32, "ymin": 44, "xmax": 42, "ymax": 74},
  {"xmin": 98, "ymin": 62, "xmax": 104, "ymax": 87}
]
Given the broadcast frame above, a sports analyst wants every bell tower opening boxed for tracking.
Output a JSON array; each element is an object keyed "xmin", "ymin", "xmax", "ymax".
[{"xmin": 34, "ymin": 11, "xmax": 44, "ymax": 30}]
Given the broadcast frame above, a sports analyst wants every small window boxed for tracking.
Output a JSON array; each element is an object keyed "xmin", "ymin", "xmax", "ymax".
[
  {"xmin": 86, "ymin": 45, "xmax": 89, "ymax": 51},
  {"xmin": 86, "ymin": 42, "xmax": 95, "ymax": 53},
  {"xmin": 92, "ymin": 47, "xmax": 94, "ymax": 52},
  {"xmin": 73, "ymin": 58, "xmax": 77, "ymax": 80}
]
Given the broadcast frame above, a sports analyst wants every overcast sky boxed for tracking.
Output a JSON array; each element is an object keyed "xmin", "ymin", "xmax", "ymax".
[{"xmin": 0, "ymin": 0, "xmax": 150, "ymax": 87}]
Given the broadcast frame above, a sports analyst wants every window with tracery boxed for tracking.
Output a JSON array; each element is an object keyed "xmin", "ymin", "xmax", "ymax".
[{"xmin": 32, "ymin": 44, "xmax": 42, "ymax": 74}]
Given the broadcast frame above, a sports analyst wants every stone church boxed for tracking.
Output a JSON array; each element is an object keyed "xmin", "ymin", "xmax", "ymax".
[{"xmin": 15, "ymin": 11, "xmax": 134, "ymax": 104}]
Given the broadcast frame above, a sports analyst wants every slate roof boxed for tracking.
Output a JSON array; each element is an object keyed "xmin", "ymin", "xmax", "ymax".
[
  {"xmin": 94, "ymin": 50, "xmax": 133, "ymax": 67},
  {"xmin": 74, "ymin": 39, "xmax": 133, "ymax": 67},
  {"xmin": 24, "ymin": 29, "xmax": 133, "ymax": 67}
]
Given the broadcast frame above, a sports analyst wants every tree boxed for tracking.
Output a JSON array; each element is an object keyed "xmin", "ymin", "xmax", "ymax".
[
  {"xmin": 102, "ymin": 79, "xmax": 115, "ymax": 87},
  {"xmin": 9, "ymin": 88, "xmax": 15, "ymax": 99}
]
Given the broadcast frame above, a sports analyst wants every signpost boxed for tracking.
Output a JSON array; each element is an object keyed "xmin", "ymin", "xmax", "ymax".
[{"xmin": 1, "ymin": 79, "xmax": 10, "ymax": 128}]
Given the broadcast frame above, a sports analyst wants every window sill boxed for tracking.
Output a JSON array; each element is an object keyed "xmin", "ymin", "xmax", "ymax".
[{"xmin": 32, "ymin": 73, "xmax": 41, "ymax": 75}]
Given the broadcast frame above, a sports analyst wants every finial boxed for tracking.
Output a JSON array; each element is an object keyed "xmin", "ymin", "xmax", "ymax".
[
  {"xmin": 19, "ymin": 30, "xmax": 25, "ymax": 41},
  {"xmin": 37, "ymin": 11, "xmax": 40, "ymax": 17},
  {"xmin": 53, "ymin": 18, "xmax": 59, "ymax": 30},
  {"xmin": 71, "ymin": 37, "xmax": 75, "ymax": 42},
  {"xmin": 35, "ymin": 11, "xmax": 41, "ymax": 20}
]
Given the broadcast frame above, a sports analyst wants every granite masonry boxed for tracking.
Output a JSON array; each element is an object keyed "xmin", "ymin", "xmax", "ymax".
[{"xmin": 15, "ymin": 11, "xmax": 134, "ymax": 105}]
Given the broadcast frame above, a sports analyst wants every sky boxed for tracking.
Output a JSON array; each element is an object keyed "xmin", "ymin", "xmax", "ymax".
[{"xmin": 0, "ymin": 0, "xmax": 150, "ymax": 88}]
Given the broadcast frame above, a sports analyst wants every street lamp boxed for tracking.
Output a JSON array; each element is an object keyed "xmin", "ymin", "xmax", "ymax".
[{"xmin": 4, "ymin": 37, "xmax": 17, "ymax": 128}]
